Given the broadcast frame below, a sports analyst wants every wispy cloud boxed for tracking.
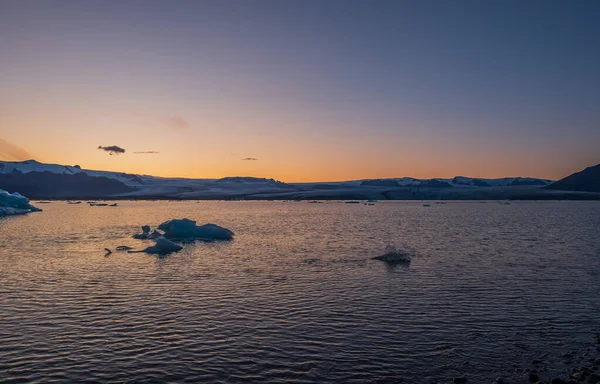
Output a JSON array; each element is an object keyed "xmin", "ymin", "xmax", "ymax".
[
  {"xmin": 134, "ymin": 151, "xmax": 160, "ymax": 154},
  {"xmin": 0, "ymin": 138, "xmax": 34, "ymax": 161},
  {"xmin": 242, "ymin": 157, "xmax": 258, "ymax": 161},
  {"xmin": 159, "ymin": 115, "xmax": 189, "ymax": 130},
  {"xmin": 98, "ymin": 145, "xmax": 126, "ymax": 155}
]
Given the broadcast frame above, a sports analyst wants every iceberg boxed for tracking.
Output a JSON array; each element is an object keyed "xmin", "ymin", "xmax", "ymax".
[
  {"xmin": 129, "ymin": 237, "xmax": 183, "ymax": 255},
  {"xmin": 0, "ymin": 189, "xmax": 41, "ymax": 217},
  {"xmin": 157, "ymin": 218, "xmax": 234, "ymax": 241},
  {"xmin": 372, "ymin": 245, "xmax": 412, "ymax": 263},
  {"xmin": 133, "ymin": 225, "xmax": 162, "ymax": 239}
]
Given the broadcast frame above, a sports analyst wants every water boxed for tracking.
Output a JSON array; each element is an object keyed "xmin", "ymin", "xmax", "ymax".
[{"xmin": 1, "ymin": 201, "xmax": 599, "ymax": 383}]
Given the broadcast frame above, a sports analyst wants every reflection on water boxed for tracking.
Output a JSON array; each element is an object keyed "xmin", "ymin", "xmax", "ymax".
[{"xmin": 1, "ymin": 201, "xmax": 600, "ymax": 383}]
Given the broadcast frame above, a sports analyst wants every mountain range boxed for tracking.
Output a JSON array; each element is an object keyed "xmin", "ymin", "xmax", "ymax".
[{"xmin": 0, "ymin": 159, "xmax": 598, "ymax": 200}]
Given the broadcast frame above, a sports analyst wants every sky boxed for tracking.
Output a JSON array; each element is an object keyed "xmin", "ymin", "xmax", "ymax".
[{"xmin": 0, "ymin": 0, "xmax": 599, "ymax": 182}]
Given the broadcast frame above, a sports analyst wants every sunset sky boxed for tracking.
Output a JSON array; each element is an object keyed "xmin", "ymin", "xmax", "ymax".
[{"xmin": 1, "ymin": 0, "xmax": 598, "ymax": 182}]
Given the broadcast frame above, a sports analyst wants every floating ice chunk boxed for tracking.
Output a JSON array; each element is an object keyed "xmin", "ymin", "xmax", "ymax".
[
  {"xmin": 157, "ymin": 218, "xmax": 234, "ymax": 241},
  {"xmin": 133, "ymin": 225, "xmax": 162, "ymax": 239},
  {"xmin": 372, "ymin": 245, "xmax": 412, "ymax": 263},
  {"xmin": 0, "ymin": 189, "xmax": 41, "ymax": 216},
  {"xmin": 129, "ymin": 237, "xmax": 183, "ymax": 255},
  {"xmin": 0, "ymin": 206, "xmax": 31, "ymax": 216}
]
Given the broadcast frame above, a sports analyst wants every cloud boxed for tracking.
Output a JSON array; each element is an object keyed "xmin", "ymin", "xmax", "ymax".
[
  {"xmin": 133, "ymin": 151, "xmax": 160, "ymax": 154},
  {"xmin": 0, "ymin": 138, "xmax": 34, "ymax": 161},
  {"xmin": 98, "ymin": 145, "xmax": 126, "ymax": 155},
  {"xmin": 159, "ymin": 115, "xmax": 189, "ymax": 130},
  {"xmin": 242, "ymin": 157, "xmax": 258, "ymax": 161}
]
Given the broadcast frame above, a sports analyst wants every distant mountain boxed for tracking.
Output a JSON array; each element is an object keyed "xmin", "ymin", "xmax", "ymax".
[
  {"xmin": 0, "ymin": 170, "xmax": 134, "ymax": 198},
  {"xmin": 3, "ymin": 159, "xmax": 595, "ymax": 200},
  {"xmin": 217, "ymin": 176, "xmax": 292, "ymax": 188},
  {"xmin": 509, "ymin": 177, "xmax": 548, "ymax": 186},
  {"xmin": 0, "ymin": 160, "xmax": 297, "ymax": 199},
  {"xmin": 546, "ymin": 164, "xmax": 600, "ymax": 192},
  {"xmin": 419, "ymin": 179, "xmax": 453, "ymax": 188},
  {"xmin": 361, "ymin": 179, "xmax": 400, "ymax": 187}
]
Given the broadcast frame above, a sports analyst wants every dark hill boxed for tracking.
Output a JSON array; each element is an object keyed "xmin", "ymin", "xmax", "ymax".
[
  {"xmin": 545, "ymin": 164, "xmax": 600, "ymax": 192},
  {"xmin": 0, "ymin": 171, "xmax": 135, "ymax": 198}
]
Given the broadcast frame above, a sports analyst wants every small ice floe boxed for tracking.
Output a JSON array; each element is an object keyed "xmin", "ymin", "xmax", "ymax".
[
  {"xmin": 157, "ymin": 218, "xmax": 234, "ymax": 241},
  {"xmin": 128, "ymin": 237, "xmax": 183, "ymax": 255},
  {"xmin": 103, "ymin": 245, "xmax": 134, "ymax": 255},
  {"xmin": 372, "ymin": 245, "xmax": 412, "ymax": 263},
  {"xmin": 0, "ymin": 189, "xmax": 42, "ymax": 217},
  {"xmin": 133, "ymin": 225, "xmax": 162, "ymax": 239},
  {"xmin": 303, "ymin": 258, "xmax": 320, "ymax": 265}
]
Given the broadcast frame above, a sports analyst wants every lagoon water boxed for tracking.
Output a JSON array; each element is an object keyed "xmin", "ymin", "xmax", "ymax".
[{"xmin": 1, "ymin": 201, "xmax": 600, "ymax": 383}]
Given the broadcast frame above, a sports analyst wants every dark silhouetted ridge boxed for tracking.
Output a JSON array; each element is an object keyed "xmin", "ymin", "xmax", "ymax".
[
  {"xmin": 546, "ymin": 164, "xmax": 600, "ymax": 192},
  {"xmin": 0, "ymin": 171, "xmax": 134, "ymax": 198}
]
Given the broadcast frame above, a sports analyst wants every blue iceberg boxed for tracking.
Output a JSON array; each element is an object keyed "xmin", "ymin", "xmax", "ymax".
[
  {"xmin": 129, "ymin": 237, "xmax": 183, "ymax": 255},
  {"xmin": 157, "ymin": 218, "xmax": 234, "ymax": 241},
  {"xmin": 372, "ymin": 245, "xmax": 412, "ymax": 263},
  {"xmin": 0, "ymin": 189, "xmax": 41, "ymax": 217}
]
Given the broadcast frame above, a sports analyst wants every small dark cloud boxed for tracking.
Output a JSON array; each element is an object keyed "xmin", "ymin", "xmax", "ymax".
[
  {"xmin": 134, "ymin": 151, "xmax": 160, "ymax": 154},
  {"xmin": 242, "ymin": 157, "xmax": 258, "ymax": 161},
  {"xmin": 98, "ymin": 145, "xmax": 126, "ymax": 155},
  {"xmin": 159, "ymin": 115, "xmax": 189, "ymax": 130}
]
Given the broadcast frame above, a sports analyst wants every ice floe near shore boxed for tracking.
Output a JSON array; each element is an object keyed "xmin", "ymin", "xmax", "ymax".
[{"xmin": 0, "ymin": 189, "xmax": 41, "ymax": 217}]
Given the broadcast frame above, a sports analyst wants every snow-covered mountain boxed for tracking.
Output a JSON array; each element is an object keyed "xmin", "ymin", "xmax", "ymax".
[
  {"xmin": 0, "ymin": 160, "xmax": 295, "ymax": 199},
  {"xmin": 0, "ymin": 159, "xmax": 570, "ymax": 200},
  {"xmin": 0, "ymin": 159, "xmax": 151, "ymax": 186}
]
